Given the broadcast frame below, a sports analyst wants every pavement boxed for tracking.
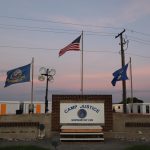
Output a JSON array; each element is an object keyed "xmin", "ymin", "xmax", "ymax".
[{"xmin": 0, "ymin": 138, "xmax": 150, "ymax": 150}]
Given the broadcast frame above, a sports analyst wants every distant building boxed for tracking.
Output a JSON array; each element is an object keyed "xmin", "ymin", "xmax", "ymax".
[
  {"xmin": 112, "ymin": 104, "xmax": 123, "ymax": 113},
  {"xmin": 0, "ymin": 101, "xmax": 52, "ymax": 115},
  {"xmin": 113, "ymin": 103, "xmax": 150, "ymax": 114},
  {"xmin": 2, "ymin": 100, "xmax": 150, "ymax": 115}
]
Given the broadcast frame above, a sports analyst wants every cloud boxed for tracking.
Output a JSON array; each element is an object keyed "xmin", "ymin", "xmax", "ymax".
[
  {"xmin": 47, "ymin": 1, "xmax": 150, "ymax": 30},
  {"xmin": 119, "ymin": 0, "xmax": 150, "ymax": 23}
]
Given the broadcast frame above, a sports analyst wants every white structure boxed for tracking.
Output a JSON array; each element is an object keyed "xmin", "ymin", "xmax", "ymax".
[
  {"xmin": 112, "ymin": 104, "xmax": 123, "ymax": 113},
  {"xmin": 0, "ymin": 100, "xmax": 52, "ymax": 115},
  {"xmin": 113, "ymin": 103, "xmax": 150, "ymax": 114},
  {"xmin": 60, "ymin": 103, "xmax": 105, "ymax": 124}
]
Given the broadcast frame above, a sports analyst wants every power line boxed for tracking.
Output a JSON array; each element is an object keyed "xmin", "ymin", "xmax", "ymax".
[
  {"xmin": 0, "ymin": 16, "xmax": 150, "ymax": 40},
  {"xmin": 1, "ymin": 15, "xmax": 150, "ymax": 38},
  {"xmin": 84, "ymin": 50, "xmax": 118, "ymax": 54},
  {"xmin": 126, "ymin": 29, "xmax": 150, "ymax": 37},
  {"xmin": 0, "ymin": 23, "xmax": 80, "ymax": 33},
  {"xmin": 1, "ymin": 24, "xmax": 150, "ymax": 45},
  {"xmin": 0, "ymin": 23, "xmax": 149, "ymax": 42},
  {"xmin": 0, "ymin": 24, "xmax": 149, "ymax": 43},
  {"xmin": 0, "ymin": 15, "xmax": 150, "ymax": 58},
  {"xmin": 0, "ymin": 45, "xmax": 117, "ymax": 53},
  {"xmin": 0, "ymin": 45, "xmax": 119, "ymax": 54},
  {"xmin": 1, "ymin": 23, "xmax": 150, "ymax": 40},
  {"xmin": 0, "ymin": 45, "xmax": 57, "ymax": 51},
  {"xmin": 1, "ymin": 25, "xmax": 150, "ymax": 45},
  {"xmin": 126, "ymin": 52, "xmax": 150, "ymax": 59},
  {"xmin": 128, "ymin": 38, "xmax": 150, "ymax": 46},
  {"xmin": 0, "ymin": 23, "xmax": 116, "ymax": 37},
  {"xmin": 128, "ymin": 35, "xmax": 150, "ymax": 43},
  {"xmin": 0, "ymin": 44, "xmax": 150, "ymax": 59},
  {"xmin": 0, "ymin": 15, "xmax": 123, "ymax": 30},
  {"xmin": 0, "ymin": 26, "xmax": 79, "ymax": 35}
]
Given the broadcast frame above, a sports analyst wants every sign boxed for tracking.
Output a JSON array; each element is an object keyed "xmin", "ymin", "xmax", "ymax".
[{"xmin": 60, "ymin": 103, "xmax": 104, "ymax": 124}]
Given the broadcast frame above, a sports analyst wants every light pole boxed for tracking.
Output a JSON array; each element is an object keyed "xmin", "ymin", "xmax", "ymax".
[{"xmin": 38, "ymin": 67, "xmax": 56, "ymax": 113}]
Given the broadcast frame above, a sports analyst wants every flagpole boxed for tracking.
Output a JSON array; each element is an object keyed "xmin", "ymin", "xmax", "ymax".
[
  {"xmin": 130, "ymin": 57, "xmax": 133, "ymax": 113},
  {"xmin": 81, "ymin": 31, "xmax": 84, "ymax": 95},
  {"xmin": 30, "ymin": 57, "xmax": 34, "ymax": 113}
]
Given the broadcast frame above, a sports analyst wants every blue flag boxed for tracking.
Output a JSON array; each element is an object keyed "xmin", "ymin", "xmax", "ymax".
[
  {"xmin": 111, "ymin": 64, "xmax": 128, "ymax": 86},
  {"xmin": 4, "ymin": 64, "xmax": 31, "ymax": 87}
]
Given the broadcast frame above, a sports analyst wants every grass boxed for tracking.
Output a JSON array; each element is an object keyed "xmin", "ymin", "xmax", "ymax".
[
  {"xmin": 126, "ymin": 145, "xmax": 150, "ymax": 150},
  {"xmin": 0, "ymin": 145, "xmax": 50, "ymax": 150}
]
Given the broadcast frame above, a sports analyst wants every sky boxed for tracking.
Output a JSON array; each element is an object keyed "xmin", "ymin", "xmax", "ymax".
[{"xmin": 0, "ymin": 0, "xmax": 150, "ymax": 103}]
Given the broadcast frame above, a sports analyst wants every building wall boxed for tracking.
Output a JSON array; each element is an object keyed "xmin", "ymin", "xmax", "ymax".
[
  {"xmin": 110, "ymin": 113, "xmax": 150, "ymax": 141},
  {"xmin": 0, "ymin": 101, "xmax": 52, "ymax": 115},
  {"xmin": 0, "ymin": 114, "xmax": 51, "ymax": 140},
  {"xmin": 52, "ymin": 95, "xmax": 113, "ymax": 131},
  {"xmin": 131, "ymin": 103, "xmax": 150, "ymax": 114},
  {"xmin": 113, "ymin": 104, "xmax": 123, "ymax": 113},
  {"xmin": 113, "ymin": 103, "xmax": 150, "ymax": 115},
  {"xmin": 1, "ymin": 108, "xmax": 150, "ymax": 141}
]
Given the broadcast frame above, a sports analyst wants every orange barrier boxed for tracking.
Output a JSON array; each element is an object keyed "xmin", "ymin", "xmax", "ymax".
[
  {"xmin": 36, "ymin": 104, "xmax": 41, "ymax": 114},
  {"xmin": 1, "ymin": 104, "xmax": 6, "ymax": 115}
]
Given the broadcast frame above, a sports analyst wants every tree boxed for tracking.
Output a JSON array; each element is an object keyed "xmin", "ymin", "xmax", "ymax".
[{"xmin": 119, "ymin": 97, "xmax": 144, "ymax": 104}]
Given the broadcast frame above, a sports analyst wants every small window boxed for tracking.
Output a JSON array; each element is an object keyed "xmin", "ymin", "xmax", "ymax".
[
  {"xmin": 138, "ymin": 105, "xmax": 141, "ymax": 113},
  {"xmin": 113, "ymin": 106, "xmax": 115, "ymax": 112},
  {"xmin": 146, "ymin": 105, "xmax": 149, "ymax": 113},
  {"xmin": 118, "ymin": 106, "xmax": 120, "ymax": 109}
]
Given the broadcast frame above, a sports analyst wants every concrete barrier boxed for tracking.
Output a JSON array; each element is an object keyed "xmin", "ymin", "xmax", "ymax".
[{"xmin": 0, "ymin": 113, "xmax": 51, "ymax": 140}]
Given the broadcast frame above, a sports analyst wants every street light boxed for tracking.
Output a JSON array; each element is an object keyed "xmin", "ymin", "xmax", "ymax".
[{"xmin": 38, "ymin": 67, "xmax": 56, "ymax": 113}]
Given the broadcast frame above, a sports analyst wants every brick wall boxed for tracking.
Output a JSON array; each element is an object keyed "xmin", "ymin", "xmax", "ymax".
[
  {"xmin": 52, "ymin": 95, "xmax": 113, "ymax": 131},
  {"xmin": 113, "ymin": 113, "xmax": 150, "ymax": 132},
  {"xmin": 109, "ymin": 113, "xmax": 150, "ymax": 141},
  {"xmin": 0, "ymin": 114, "xmax": 51, "ymax": 140},
  {"xmin": 1, "ymin": 106, "xmax": 150, "ymax": 141}
]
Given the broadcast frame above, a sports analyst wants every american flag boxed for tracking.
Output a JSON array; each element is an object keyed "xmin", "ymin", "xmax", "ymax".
[{"xmin": 59, "ymin": 35, "xmax": 81, "ymax": 57}]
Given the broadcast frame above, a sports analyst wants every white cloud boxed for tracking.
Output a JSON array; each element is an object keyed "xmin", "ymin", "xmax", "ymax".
[
  {"xmin": 114, "ymin": 0, "xmax": 150, "ymax": 25},
  {"xmin": 47, "ymin": 1, "xmax": 150, "ymax": 30}
]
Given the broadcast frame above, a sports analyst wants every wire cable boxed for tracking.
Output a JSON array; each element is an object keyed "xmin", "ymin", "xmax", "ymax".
[
  {"xmin": 0, "ymin": 15, "xmax": 124, "ymax": 30},
  {"xmin": 0, "ymin": 23, "xmax": 116, "ymax": 37},
  {"xmin": 0, "ymin": 44, "xmax": 150, "ymax": 59},
  {"xmin": 126, "ymin": 29, "xmax": 150, "ymax": 37}
]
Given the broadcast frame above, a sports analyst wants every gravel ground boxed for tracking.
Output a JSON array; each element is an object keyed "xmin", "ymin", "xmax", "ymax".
[{"xmin": 0, "ymin": 138, "xmax": 150, "ymax": 150}]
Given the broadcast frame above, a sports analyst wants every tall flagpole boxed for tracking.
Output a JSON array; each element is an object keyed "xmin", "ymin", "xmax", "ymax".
[
  {"xmin": 30, "ymin": 57, "xmax": 34, "ymax": 113},
  {"xmin": 81, "ymin": 31, "xmax": 84, "ymax": 95},
  {"xmin": 130, "ymin": 57, "xmax": 133, "ymax": 113}
]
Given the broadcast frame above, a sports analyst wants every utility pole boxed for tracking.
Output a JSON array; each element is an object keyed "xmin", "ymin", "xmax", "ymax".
[{"xmin": 115, "ymin": 29, "xmax": 127, "ymax": 113}]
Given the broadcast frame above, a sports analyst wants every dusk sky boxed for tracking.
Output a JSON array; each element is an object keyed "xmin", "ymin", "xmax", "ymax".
[{"xmin": 0, "ymin": 0, "xmax": 150, "ymax": 103}]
